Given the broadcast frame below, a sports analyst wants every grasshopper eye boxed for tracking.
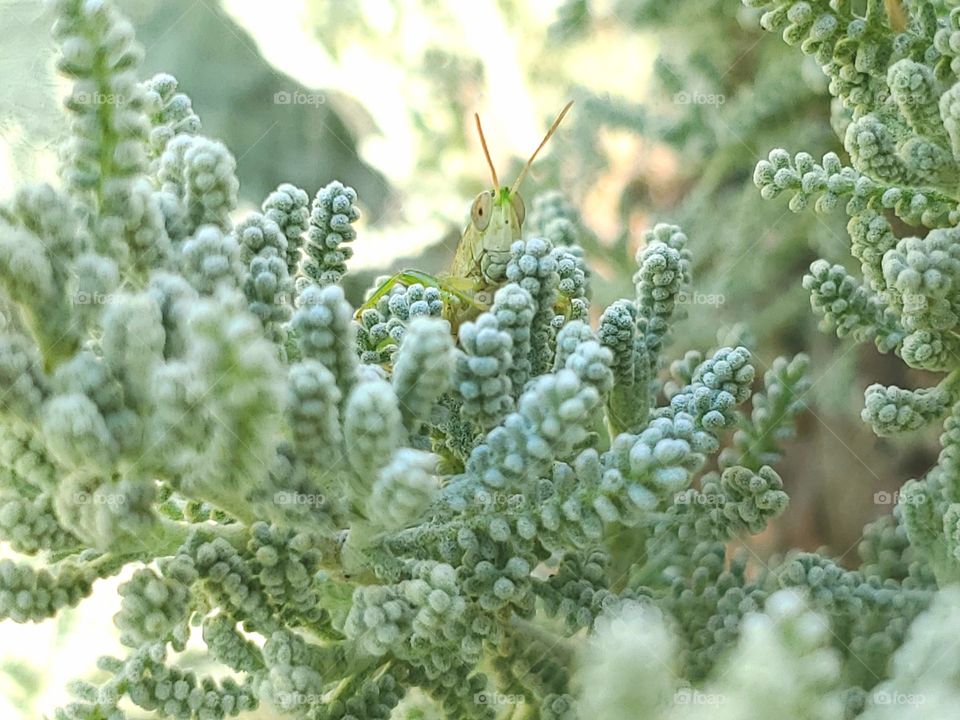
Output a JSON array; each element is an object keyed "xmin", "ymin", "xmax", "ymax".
[
  {"xmin": 510, "ymin": 192, "xmax": 525, "ymax": 226},
  {"xmin": 472, "ymin": 191, "xmax": 493, "ymax": 231}
]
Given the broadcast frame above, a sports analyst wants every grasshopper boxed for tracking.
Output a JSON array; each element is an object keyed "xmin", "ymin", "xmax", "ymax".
[{"xmin": 355, "ymin": 102, "xmax": 574, "ymax": 329}]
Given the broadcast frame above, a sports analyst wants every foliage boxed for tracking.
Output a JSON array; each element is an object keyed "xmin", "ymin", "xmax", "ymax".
[{"xmin": 3, "ymin": 1, "xmax": 960, "ymax": 719}]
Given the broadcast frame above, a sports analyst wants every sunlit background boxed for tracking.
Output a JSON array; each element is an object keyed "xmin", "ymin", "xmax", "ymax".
[{"xmin": 0, "ymin": 0, "xmax": 941, "ymax": 716}]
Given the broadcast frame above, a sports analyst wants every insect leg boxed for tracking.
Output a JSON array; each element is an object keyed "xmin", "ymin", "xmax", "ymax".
[
  {"xmin": 354, "ymin": 271, "xmax": 410, "ymax": 319},
  {"xmin": 354, "ymin": 269, "xmax": 478, "ymax": 319}
]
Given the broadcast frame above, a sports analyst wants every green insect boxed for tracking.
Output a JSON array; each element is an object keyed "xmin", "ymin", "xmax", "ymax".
[{"xmin": 356, "ymin": 101, "xmax": 574, "ymax": 330}]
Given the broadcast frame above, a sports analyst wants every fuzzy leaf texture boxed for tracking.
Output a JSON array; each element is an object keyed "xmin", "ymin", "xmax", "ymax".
[{"xmin": 1, "ymin": 2, "xmax": 956, "ymax": 720}]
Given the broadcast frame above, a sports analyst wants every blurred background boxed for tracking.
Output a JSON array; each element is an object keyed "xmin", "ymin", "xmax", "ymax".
[{"xmin": 0, "ymin": 0, "xmax": 943, "ymax": 716}]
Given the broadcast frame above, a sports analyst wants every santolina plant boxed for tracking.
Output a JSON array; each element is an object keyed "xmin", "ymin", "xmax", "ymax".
[{"xmin": 0, "ymin": 1, "xmax": 957, "ymax": 719}]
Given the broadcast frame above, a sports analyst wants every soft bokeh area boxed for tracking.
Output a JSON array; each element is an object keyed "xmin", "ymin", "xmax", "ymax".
[{"xmin": 0, "ymin": 0, "xmax": 938, "ymax": 716}]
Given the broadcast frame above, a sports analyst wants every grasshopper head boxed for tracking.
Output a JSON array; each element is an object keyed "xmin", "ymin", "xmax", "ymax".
[
  {"xmin": 468, "ymin": 186, "xmax": 523, "ymax": 283},
  {"xmin": 467, "ymin": 102, "xmax": 572, "ymax": 282},
  {"xmin": 469, "ymin": 186, "xmax": 524, "ymax": 234},
  {"xmin": 469, "ymin": 100, "xmax": 573, "ymax": 230}
]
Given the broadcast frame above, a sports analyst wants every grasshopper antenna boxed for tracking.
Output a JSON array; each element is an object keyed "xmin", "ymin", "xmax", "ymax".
[
  {"xmin": 511, "ymin": 100, "xmax": 573, "ymax": 195},
  {"xmin": 474, "ymin": 113, "xmax": 500, "ymax": 190}
]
